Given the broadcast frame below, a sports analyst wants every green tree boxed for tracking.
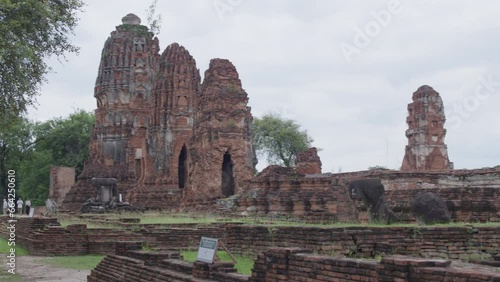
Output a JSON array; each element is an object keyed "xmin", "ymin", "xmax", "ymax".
[
  {"xmin": 253, "ymin": 114, "xmax": 314, "ymax": 167},
  {"xmin": 145, "ymin": 0, "xmax": 162, "ymax": 35},
  {"xmin": 34, "ymin": 109, "xmax": 94, "ymax": 175},
  {"xmin": 0, "ymin": 0, "xmax": 84, "ymax": 126},
  {"xmin": 0, "ymin": 117, "xmax": 36, "ymax": 198},
  {"xmin": 19, "ymin": 150, "xmax": 53, "ymax": 205},
  {"xmin": 19, "ymin": 110, "xmax": 94, "ymax": 204}
]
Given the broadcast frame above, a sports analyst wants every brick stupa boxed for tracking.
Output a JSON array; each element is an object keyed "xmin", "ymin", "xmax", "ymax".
[{"xmin": 401, "ymin": 85, "xmax": 452, "ymax": 171}]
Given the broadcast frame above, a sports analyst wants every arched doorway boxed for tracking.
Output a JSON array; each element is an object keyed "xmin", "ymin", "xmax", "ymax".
[
  {"xmin": 221, "ymin": 152, "xmax": 235, "ymax": 197},
  {"xmin": 135, "ymin": 159, "xmax": 142, "ymax": 181},
  {"xmin": 178, "ymin": 145, "xmax": 187, "ymax": 188}
]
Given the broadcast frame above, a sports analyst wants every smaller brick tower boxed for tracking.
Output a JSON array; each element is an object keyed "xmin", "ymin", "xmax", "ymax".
[{"xmin": 401, "ymin": 85, "xmax": 452, "ymax": 171}]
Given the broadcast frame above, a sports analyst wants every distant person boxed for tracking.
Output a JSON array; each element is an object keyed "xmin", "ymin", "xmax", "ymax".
[
  {"xmin": 2, "ymin": 199, "xmax": 7, "ymax": 215},
  {"xmin": 17, "ymin": 198, "xmax": 23, "ymax": 214},
  {"xmin": 46, "ymin": 198, "xmax": 57, "ymax": 217},
  {"xmin": 25, "ymin": 198, "xmax": 31, "ymax": 215}
]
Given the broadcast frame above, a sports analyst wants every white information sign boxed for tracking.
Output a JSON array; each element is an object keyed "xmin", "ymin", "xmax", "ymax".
[
  {"xmin": 196, "ymin": 237, "xmax": 219, "ymax": 263},
  {"xmin": 29, "ymin": 207, "xmax": 35, "ymax": 218}
]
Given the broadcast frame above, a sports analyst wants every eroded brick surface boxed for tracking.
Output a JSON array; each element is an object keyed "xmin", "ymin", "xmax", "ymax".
[
  {"xmin": 401, "ymin": 85, "xmax": 452, "ymax": 171},
  {"xmin": 295, "ymin": 147, "xmax": 322, "ymax": 175},
  {"xmin": 63, "ymin": 14, "xmax": 256, "ymax": 210}
]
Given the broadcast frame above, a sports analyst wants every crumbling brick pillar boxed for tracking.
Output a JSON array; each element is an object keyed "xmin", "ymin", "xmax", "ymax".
[
  {"xmin": 401, "ymin": 85, "xmax": 452, "ymax": 171},
  {"xmin": 295, "ymin": 147, "xmax": 322, "ymax": 174}
]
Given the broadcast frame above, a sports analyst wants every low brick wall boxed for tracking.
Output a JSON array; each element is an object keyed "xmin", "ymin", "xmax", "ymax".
[
  {"xmin": 235, "ymin": 169, "xmax": 500, "ymax": 223},
  {"xmin": 386, "ymin": 186, "xmax": 500, "ymax": 223},
  {"xmin": 236, "ymin": 176, "xmax": 358, "ymax": 222},
  {"xmin": 225, "ymin": 225, "xmax": 500, "ymax": 260},
  {"xmin": 29, "ymin": 225, "xmax": 89, "ymax": 255},
  {"xmin": 2, "ymin": 217, "xmax": 499, "ymax": 261},
  {"xmin": 88, "ymin": 245, "xmax": 500, "ymax": 282},
  {"xmin": 251, "ymin": 248, "xmax": 500, "ymax": 282},
  {"xmin": 0, "ymin": 217, "xmax": 227, "ymax": 256},
  {"xmin": 88, "ymin": 242, "xmax": 249, "ymax": 282},
  {"xmin": 5, "ymin": 217, "xmax": 500, "ymax": 281}
]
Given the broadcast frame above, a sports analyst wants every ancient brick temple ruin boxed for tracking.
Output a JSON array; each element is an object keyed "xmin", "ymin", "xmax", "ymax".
[
  {"xmin": 63, "ymin": 13, "xmax": 256, "ymax": 210},
  {"xmin": 401, "ymin": 85, "xmax": 452, "ymax": 171},
  {"xmin": 63, "ymin": 14, "xmax": 500, "ymax": 219}
]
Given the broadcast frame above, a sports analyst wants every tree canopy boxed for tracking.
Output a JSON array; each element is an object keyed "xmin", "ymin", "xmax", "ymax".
[
  {"xmin": 0, "ymin": 110, "xmax": 94, "ymax": 205},
  {"xmin": 0, "ymin": 0, "xmax": 84, "ymax": 126},
  {"xmin": 252, "ymin": 114, "xmax": 314, "ymax": 167},
  {"xmin": 0, "ymin": 116, "xmax": 36, "ymax": 198},
  {"xmin": 145, "ymin": 0, "xmax": 162, "ymax": 35}
]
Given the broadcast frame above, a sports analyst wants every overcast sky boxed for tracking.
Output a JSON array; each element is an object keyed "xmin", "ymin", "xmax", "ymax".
[{"xmin": 29, "ymin": 0, "xmax": 500, "ymax": 172}]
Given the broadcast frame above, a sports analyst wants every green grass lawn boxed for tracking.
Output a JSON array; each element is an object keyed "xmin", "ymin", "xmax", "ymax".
[
  {"xmin": 58, "ymin": 211, "xmax": 500, "ymax": 229},
  {"xmin": 181, "ymin": 250, "xmax": 254, "ymax": 275},
  {"xmin": 41, "ymin": 255, "xmax": 105, "ymax": 270},
  {"xmin": 0, "ymin": 238, "xmax": 29, "ymax": 256},
  {"xmin": 0, "ymin": 238, "xmax": 28, "ymax": 280},
  {"xmin": 140, "ymin": 215, "xmax": 219, "ymax": 224}
]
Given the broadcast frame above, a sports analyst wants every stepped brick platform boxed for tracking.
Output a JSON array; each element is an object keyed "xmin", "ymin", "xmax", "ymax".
[
  {"xmin": 2, "ymin": 217, "xmax": 499, "ymax": 261},
  {"xmin": 3, "ymin": 217, "xmax": 500, "ymax": 281},
  {"xmin": 251, "ymin": 248, "xmax": 500, "ymax": 281},
  {"xmin": 0, "ymin": 217, "xmax": 227, "ymax": 255},
  {"xmin": 88, "ymin": 244, "xmax": 500, "ymax": 282},
  {"xmin": 88, "ymin": 242, "xmax": 248, "ymax": 282}
]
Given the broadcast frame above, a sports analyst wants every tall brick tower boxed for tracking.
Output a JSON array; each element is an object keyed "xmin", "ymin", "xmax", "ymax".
[
  {"xmin": 63, "ymin": 13, "xmax": 160, "ymax": 209},
  {"xmin": 146, "ymin": 43, "xmax": 201, "ymax": 186},
  {"xmin": 185, "ymin": 59, "xmax": 257, "ymax": 205},
  {"xmin": 401, "ymin": 85, "xmax": 452, "ymax": 171}
]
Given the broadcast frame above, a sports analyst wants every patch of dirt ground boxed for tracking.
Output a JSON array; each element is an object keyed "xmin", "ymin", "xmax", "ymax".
[{"xmin": 1, "ymin": 255, "xmax": 90, "ymax": 282}]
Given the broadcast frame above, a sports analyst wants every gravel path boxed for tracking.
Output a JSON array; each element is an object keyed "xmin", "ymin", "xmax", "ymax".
[{"xmin": 1, "ymin": 255, "xmax": 90, "ymax": 282}]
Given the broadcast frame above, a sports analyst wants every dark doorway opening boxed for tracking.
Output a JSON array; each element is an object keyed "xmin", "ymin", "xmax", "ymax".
[
  {"xmin": 178, "ymin": 145, "xmax": 187, "ymax": 188},
  {"xmin": 135, "ymin": 159, "xmax": 142, "ymax": 181},
  {"xmin": 221, "ymin": 152, "xmax": 235, "ymax": 197}
]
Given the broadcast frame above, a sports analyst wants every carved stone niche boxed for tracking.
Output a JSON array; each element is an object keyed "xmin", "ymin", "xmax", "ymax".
[{"xmin": 92, "ymin": 177, "xmax": 118, "ymax": 204}]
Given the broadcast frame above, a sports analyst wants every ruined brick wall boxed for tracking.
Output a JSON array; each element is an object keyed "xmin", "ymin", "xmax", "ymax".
[
  {"xmin": 401, "ymin": 85, "xmax": 452, "ymax": 171},
  {"xmin": 235, "ymin": 174, "xmax": 358, "ymax": 222},
  {"xmin": 4, "ymin": 218, "xmax": 500, "ymax": 279},
  {"xmin": 0, "ymin": 217, "xmax": 227, "ymax": 256},
  {"xmin": 295, "ymin": 147, "xmax": 322, "ymax": 174},
  {"xmin": 379, "ymin": 169, "xmax": 500, "ymax": 222},
  {"xmin": 89, "ymin": 247, "xmax": 500, "ymax": 281},
  {"xmin": 235, "ymin": 168, "xmax": 500, "ymax": 223},
  {"xmin": 49, "ymin": 166, "xmax": 75, "ymax": 206},
  {"xmin": 252, "ymin": 249, "xmax": 500, "ymax": 282},
  {"xmin": 89, "ymin": 245, "xmax": 249, "ymax": 282},
  {"xmin": 251, "ymin": 248, "xmax": 377, "ymax": 282},
  {"xmin": 224, "ymin": 225, "xmax": 500, "ymax": 259}
]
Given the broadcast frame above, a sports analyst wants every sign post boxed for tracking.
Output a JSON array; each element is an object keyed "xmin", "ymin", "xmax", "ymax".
[{"xmin": 196, "ymin": 237, "xmax": 219, "ymax": 263}]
